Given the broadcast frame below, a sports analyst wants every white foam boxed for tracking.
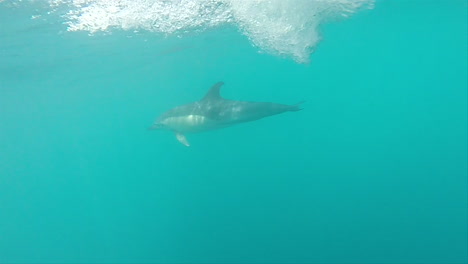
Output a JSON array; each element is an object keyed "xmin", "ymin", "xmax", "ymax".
[
  {"xmin": 59, "ymin": 0, "xmax": 232, "ymax": 33},
  {"xmin": 41, "ymin": 0, "xmax": 374, "ymax": 63},
  {"xmin": 228, "ymin": 0, "xmax": 374, "ymax": 62}
]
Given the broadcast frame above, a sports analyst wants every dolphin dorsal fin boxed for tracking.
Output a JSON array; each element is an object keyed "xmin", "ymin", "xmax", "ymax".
[{"xmin": 202, "ymin": 82, "xmax": 224, "ymax": 101}]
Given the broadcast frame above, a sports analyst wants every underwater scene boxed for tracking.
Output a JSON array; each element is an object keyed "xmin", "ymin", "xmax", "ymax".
[{"xmin": 0, "ymin": 0, "xmax": 467, "ymax": 263}]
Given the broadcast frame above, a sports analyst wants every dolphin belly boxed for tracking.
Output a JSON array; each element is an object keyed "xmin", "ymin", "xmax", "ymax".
[{"xmin": 160, "ymin": 114, "xmax": 223, "ymax": 133}]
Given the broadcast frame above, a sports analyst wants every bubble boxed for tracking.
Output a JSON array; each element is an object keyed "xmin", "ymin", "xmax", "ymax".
[{"xmin": 30, "ymin": 0, "xmax": 375, "ymax": 63}]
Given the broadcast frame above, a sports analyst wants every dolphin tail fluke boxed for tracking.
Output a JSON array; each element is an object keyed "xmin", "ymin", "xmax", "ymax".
[{"xmin": 289, "ymin": 101, "xmax": 305, "ymax": 112}]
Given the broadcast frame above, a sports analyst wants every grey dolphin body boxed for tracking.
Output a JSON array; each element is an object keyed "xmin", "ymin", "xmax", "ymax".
[{"xmin": 150, "ymin": 82, "xmax": 303, "ymax": 146}]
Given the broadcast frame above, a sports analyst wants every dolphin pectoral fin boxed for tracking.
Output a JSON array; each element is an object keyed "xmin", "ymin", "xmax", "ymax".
[{"xmin": 175, "ymin": 132, "xmax": 190, "ymax": 147}]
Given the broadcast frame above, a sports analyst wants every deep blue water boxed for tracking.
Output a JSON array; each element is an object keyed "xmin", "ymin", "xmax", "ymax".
[{"xmin": 0, "ymin": 0, "xmax": 467, "ymax": 263}]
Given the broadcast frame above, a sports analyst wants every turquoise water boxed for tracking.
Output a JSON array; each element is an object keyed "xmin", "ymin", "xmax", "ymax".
[{"xmin": 0, "ymin": 0, "xmax": 467, "ymax": 263}]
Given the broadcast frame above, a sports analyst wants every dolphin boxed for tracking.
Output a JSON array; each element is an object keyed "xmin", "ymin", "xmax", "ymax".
[{"xmin": 149, "ymin": 82, "xmax": 303, "ymax": 146}]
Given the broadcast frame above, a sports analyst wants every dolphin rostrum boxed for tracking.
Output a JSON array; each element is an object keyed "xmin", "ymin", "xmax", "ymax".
[{"xmin": 149, "ymin": 82, "xmax": 303, "ymax": 146}]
